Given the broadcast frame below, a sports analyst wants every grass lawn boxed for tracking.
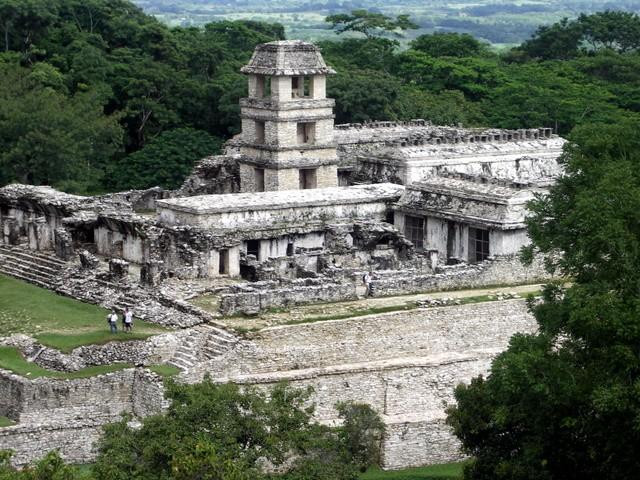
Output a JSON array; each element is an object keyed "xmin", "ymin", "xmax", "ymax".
[
  {"xmin": 361, "ymin": 462, "xmax": 466, "ymax": 480},
  {"xmin": 0, "ymin": 274, "xmax": 166, "ymax": 352},
  {"xmin": 0, "ymin": 346, "xmax": 132, "ymax": 379},
  {"xmin": 0, "ymin": 416, "xmax": 15, "ymax": 427},
  {"xmin": 148, "ymin": 364, "xmax": 181, "ymax": 377}
]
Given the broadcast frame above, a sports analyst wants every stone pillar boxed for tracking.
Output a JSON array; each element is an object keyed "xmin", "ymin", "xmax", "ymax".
[
  {"xmin": 54, "ymin": 228, "xmax": 75, "ymax": 261},
  {"xmin": 2, "ymin": 216, "xmax": 19, "ymax": 245},
  {"xmin": 35, "ymin": 217, "xmax": 52, "ymax": 250},
  {"xmin": 27, "ymin": 219, "xmax": 38, "ymax": 250},
  {"xmin": 227, "ymin": 247, "xmax": 241, "ymax": 278},
  {"xmin": 205, "ymin": 249, "xmax": 221, "ymax": 278},
  {"xmin": 429, "ymin": 250, "xmax": 439, "ymax": 270},
  {"xmin": 140, "ymin": 260, "xmax": 164, "ymax": 286}
]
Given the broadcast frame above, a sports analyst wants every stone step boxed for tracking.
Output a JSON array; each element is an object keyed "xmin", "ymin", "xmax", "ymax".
[
  {"xmin": 173, "ymin": 351, "xmax": 197, "ymax": 363},
  {"xmin": 207, "ymin": 335, "xmax": 237, "ymax": 346},
  {"xmin": 0, "ymin": 265, "xmax": 53, "ymax": 289},
  {"xmin": 0, "ymin": 247, "xmax": 67, "ymax": 269},
  {"xmin": 167, "ymin": 358, "xmax": 192, "ymax": 370},
  {"xmin": 203, "ymin": 346, "xmax": 227, "ymax": 358},
  {"xmin": 1, "ymin": 256, "xmax": 59, "ymax": 277}
]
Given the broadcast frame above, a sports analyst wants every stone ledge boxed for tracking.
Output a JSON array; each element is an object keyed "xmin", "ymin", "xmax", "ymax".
[{"xmin": 212, "ymin": 349, "xmax": 502, "ymax": 384}]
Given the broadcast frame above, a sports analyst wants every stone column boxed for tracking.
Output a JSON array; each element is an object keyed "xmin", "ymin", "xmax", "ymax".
[
  {"xmin": 3, "ymin": 216, "xmax": 19, "ymax": 245},
  {"xmin": 35, "ymin": 217, "xmax": 52, "ymax": 250},
  {"xmin": 54, "ymin": 228, "xmax": 75, "ymax": 261},
  {"xmin": 140, "ymin": 260, "xmax": 164, "ymax": 286}
]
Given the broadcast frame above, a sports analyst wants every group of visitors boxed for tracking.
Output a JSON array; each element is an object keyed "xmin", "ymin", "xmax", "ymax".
[{"xmin": 107, "ymin": 307, "xmax": 134, "ymax": 333}]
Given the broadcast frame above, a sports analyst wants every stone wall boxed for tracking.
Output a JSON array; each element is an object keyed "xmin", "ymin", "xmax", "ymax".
[
  {"xmin": 382, "ymin": 417, "xmax": 462, "ymax": 470},
  {"xmin": 0, "ymin": 368, "xmax": 166, "ymax": 466},
  {"xmin": 196, "ymin": 299, "xmax": 536, "ymax": 469},
  {"xmin": 206, "ymin": 298, "xmax": 535, "ymax": 377},
  {"xmin": 372, "ymin": 254, "xmax": 549, "ymax": 297},
  {"xmin": 219, "ymin": 280, "xmax": 357, "ymax": 316},
  {"xmin": 0, "ymin": 420, "xmax": 106, "ymax": 467}
]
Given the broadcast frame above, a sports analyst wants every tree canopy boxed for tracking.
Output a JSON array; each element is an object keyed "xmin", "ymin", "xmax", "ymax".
[
  {"xmin": 446, "ymin": 118, "xmax": 640, "ymax": 479},
  {"xmin": 325, "ymin": 9, "xmax": 417, "ymax": 39}
]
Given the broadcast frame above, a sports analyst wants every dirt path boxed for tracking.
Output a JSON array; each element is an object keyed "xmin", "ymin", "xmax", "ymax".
[{"xmin": 219, "ymin": 283, "xmax": 544, "ymax": 331}]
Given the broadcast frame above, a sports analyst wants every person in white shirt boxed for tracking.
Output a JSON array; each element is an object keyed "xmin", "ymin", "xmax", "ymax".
[
  {"xmin": 107, "ymin": 310, "xmax": 118, "ymax": 334},
  {"xmin": 123, "ymin": 308, "xmax": 134, "ymax": 332},
  {"xmin": 363, "ymin": 271, "xmax": 373, "ymax": 297}
]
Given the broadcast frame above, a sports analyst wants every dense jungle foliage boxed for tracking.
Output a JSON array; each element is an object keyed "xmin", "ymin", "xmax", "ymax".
[{"xmin": 0, "ymin": 1, "xmax": 638, "ymax": 194}]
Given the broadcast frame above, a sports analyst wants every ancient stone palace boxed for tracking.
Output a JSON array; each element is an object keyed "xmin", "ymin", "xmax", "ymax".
[{"xmin": 0, "ymin": 40, "xmax": 564, "ymax": 469}]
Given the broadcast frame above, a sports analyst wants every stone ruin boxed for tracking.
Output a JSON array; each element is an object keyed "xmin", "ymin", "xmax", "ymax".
[{"xmin": 0, "ymin": 40, "xmax": 563, "ymax": 469}]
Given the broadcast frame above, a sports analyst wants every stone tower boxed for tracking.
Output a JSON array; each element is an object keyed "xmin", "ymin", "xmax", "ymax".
[{"xmin": 238, "ymin": 40, "xmax": 338, "ymax": 192}]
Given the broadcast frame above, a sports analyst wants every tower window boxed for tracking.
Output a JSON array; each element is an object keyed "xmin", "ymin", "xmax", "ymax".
[
  {"xmin": 297, "ymin": 122, "xmax": 315, "ymax": 144},
  {"xmin": 254, "ymin": 168, "xmax": 265, "ymax": 192},
  {"xmin": 255, "ymin": 120, "xmax": 265, "ymax": 144},
  {"xmin": 292, "ymin": 76, "xmax": 312, "ymax": 98},
  {"xmin": 255, "ymin": 76, "xmax": 271, "ymax": 98},
  {"xmin": 299, "ymin": 169, "xmax": 317, "ymax": 190}
]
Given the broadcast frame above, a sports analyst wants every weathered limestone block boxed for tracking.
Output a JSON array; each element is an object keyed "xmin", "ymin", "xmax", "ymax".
[
  {"xmin": 109, "ymin": 258, "xmax": 129, "ymax": 279},
  {"xmin": 140, "ymin": 259, "xmax": 164, "ymax": 286},
  {"xmin": 54, "ymin": 228, "xmax": 74, "ymax": 260},
  {"xmin": 78, "ymin": 250, "xmax": 99, "ymax": 270}
]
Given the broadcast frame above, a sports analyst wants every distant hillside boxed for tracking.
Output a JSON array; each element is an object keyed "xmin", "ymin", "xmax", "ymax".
[{"xmin": 132, "ymin": 0, "xmax": 640, "ymax": 46}]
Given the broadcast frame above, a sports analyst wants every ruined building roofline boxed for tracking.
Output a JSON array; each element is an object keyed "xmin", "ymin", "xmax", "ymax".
[
  {"xmin": 240, "ymin": 39, "xmax": 336, "ymax": 76},
  {"xmin": 157, "ymin": 184, "xmax": 404, "ymax": 215},
  {"xmin": 406, "ymin": 176, "xmax": 542, "ymax": 203}
]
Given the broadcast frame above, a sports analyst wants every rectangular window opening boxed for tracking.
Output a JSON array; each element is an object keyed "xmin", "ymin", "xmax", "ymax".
[
  {"xmin": 286, "ymin": 242, "xmax": 294, "ymax": 256},
  {"xmin": 404, "ymin": 215, "xmax": 425, "ymax": 250},
  {"xmin": 303, "ymin": 76, "xmax": 311, "ymax": 97},
  {"xmin": 246, "ymin": 240, "xmax": 260, "ymax": 259},
  {"xmin": 255, "ymin": 76, "xmax": 271, "ymax": 98},
  {"xmin": 299, "ymin": 169, "xmax": 317, "ymax": 190},
  {"xmin": 469, "ymin": 228, "xmax": 490, "ymax": 263},
  {"xmin": 255, "ymin": 120, "xmax": 265, "ymax": 144},
  {"xmin": 296, "ymin": 122, "xmax": 315, "ymax": 144},
  {"xmin": 254, "ymin": 168, "xmax": 265, "ymax": 192}
]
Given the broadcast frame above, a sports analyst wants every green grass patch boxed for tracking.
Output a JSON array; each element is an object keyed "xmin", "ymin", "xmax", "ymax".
[
  {"xmin": 148, "ymin": 364, "xmax": 181, "ymax": 377},
  {"xmin": 361, "ymin": 461, "xmax": 466, "ymax": 479},
  {"xmin": 300, "ymin": 303, "xmax": 418, "ymax": 324},
  {"xmin": 287, "ymin": 290, "xmax": 542, "ymax": 326},
  {"xmin": 0, "ymin": 274, "xmax": 166, "ymax": 351},
  {"xmin": 0, "ymin": 416, "xmax": 15, "ymax": 428},
  {"xmin": 0, "ymin": 346, "xmax": 132, "ymax": 379}
]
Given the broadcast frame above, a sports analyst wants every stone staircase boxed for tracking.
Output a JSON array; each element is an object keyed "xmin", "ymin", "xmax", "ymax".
[
  {"xmin": 168, "ymin": 324, "xmax": 238, "ymax": 372},
  {"xmin": 0, "ymin": 245, "xmax": 67, "ymax": 289}
]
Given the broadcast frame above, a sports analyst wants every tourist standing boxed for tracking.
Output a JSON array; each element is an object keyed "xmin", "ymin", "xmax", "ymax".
[
  {"xmin": 107, "ymin": 310, "xmax": 118, "ymax": 334},
  {"xmin": 123, "ymin": 307, "xmax": 134, "ymax": 332},
  {"xmin": 363, "ymin": 271, "xmax": 373, "ymax": 297}
]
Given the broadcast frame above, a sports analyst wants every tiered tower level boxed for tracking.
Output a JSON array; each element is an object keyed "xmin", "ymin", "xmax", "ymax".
[{"xmin": 238, "ymin": 40, "xmax": 338, "ymax": 192}]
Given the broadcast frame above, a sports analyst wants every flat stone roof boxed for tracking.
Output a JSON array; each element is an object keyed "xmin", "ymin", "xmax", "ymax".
[{"xmin": 157, "ymin": 184, "xmax": 404, "ymax": 215}]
